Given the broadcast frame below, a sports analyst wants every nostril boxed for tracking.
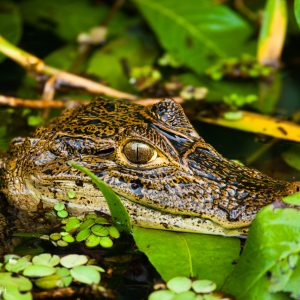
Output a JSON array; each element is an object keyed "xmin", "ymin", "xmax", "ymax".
[{"xmin": 290, "ymin": 182, "xmax": 300, "ymax": 194}]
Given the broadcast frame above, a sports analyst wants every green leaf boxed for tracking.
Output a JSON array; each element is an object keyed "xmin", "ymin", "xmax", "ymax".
[
  {"xmin": 91, "ymin": 225, "xmax": 109, "ymax": 237},
  {"xmin": 5, "ymin": 256, "xmax": 31, "ymax": 273},
  {"xmin": 32, "ymin": 254, "xmax": 60, "ymax": 267},
  {"xmin": 19, "ymin": 0, "xmax": 108, "ymax": 41},
  {"xmin": 134, "ymin": 0, "xmax": 253, "ymax": 74},
  {"xmin": 108, "ymin": 226, "xmax": 120, "ymax": 239},
  {"xmin": 177, "ymin": 73, "xmax": 257, "ymax": 103},
  {"xmin": 34, "ymin": 274, "xmax": 61, "ymax": 290},
  {"xmin": 23, "ymin": 265, "xmax": 56, "ymax": 277},
  {"xmin": 76, "ymin": 228, "xmax": 91, "ymax": 242},
  {"xmin": 192, "ymin": 279, "xmax": 216, "ymax": 293},
  {"xmin": 283, "ymin": 192, "xmax": 300, "ymax": 205},
  {"xmin": 99, "ymin": 236, "xmax": 113, "ymax": 248},
  {"xmin": 223, "ymin": 205, "xmax": 300, "ymax": 299},
  {"xmin": 85, "ymin": 234, "xmax": 101, "ymax": 248},
  {"xmin": 87, "ymin": 33, "xmax": 158, "ymax": 92},
  {"xmin": 295, "ymin": 0, "xmax": 300, "ymax": 28},
  {"xmin": 27, "ymin": 115, "xmax": 44, "ymax": 127},
  {"xmin": 281, "ymin": 261, "xmax": 300, "ymax": 298},
  {"xmin": 282, "ymin": 145, "xmax": 300, "ymax": 171},
  {"xmin": 45, "ymin": 45, "xmax": 79, "ymax": 70},
  {"xmin": 167, "ymin": 277, "xmax": 192, "ymax": 293},
  {"xmin": 0, "ymin": 1, "xmax": 21, "ymax": 63},
  {"xmin": 133, "ymin": 227, "xmax": 240, "ymax": 287},
  {"xmin": 60, "ymin": 254, "xmax": 88, "ymax": 268},
  {"xmin": 3, "ymin": 288, "xmax": 32, "ymax": 300},
  {"xmin": 69, "ymin": 161, "xmax": 132, "ymax": 233},
  {"xmin": 149, "ymin": 290, "xmax": 175, "ymax": 300},
  {"xmin": 70, "ymin": 265, "xmax": 101, "ymax": 285},
  {"xmin": 65, "ymin": 217, "xmax": 81, "ymax": 233},
  {"xmin": 0, "ymin": 272, "xmax": 32, "ymax": 291},
  {"xmin": 56, "ymin": 268, "xmax": 73, "ymax": 287}
]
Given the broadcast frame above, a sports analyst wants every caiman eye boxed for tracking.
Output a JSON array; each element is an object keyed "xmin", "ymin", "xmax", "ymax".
[{"xmin": 123, "ymin": 141, "xmax": 157, "ymax": 164}]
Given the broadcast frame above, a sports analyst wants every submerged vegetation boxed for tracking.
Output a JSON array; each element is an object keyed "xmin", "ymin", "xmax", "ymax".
[{"xmin": 0, "ymin": 0, "xmax": 300, "ymax": 299}]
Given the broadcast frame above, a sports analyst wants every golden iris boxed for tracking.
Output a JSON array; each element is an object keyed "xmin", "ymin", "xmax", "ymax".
[{"xmin": 123, "ymin": 141, "xmax": 156, "ymax": 164}]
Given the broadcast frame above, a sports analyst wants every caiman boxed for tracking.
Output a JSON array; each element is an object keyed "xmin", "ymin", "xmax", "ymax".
[{"xmin": 1, "ymin": 98, "xmax": 299, "ymax": 237}]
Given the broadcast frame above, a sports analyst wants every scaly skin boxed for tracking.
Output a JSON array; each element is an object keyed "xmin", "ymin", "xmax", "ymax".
[{"xmin": 1, "ymin": 98, "xmax": 299, "ymax": 236}]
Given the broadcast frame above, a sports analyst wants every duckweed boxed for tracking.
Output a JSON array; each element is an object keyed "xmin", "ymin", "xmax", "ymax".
[
  {"xmin": 0, "ymin": 254, "xmax": 105, "ymax": 298},
  {"xmin": 67, "ymin": 190, "xmax": 76, "ymax": 199},
  {"xmin": 57, "ymin": 210, "xmax": 69, "ymax": 218},
  {"xmin": 149, "ymin": 277, "xmax": 224, "ymax": 300},
  {"xmin": 91, "ymin": 224, "xmax": 109, "ymax": 236},
  {"xmin": 99, "ymin": 236, "xmax": 113, "ymax": 248},
  {"xmin": 76, "ymin": 228, "xmax": 91, "ymax": 242},
  {"xmin": 206, "ymin": 55, "xmax": 273, "ymax": 81},
  {"xmin": 49, "ymin": 204, "xmax": 121, "ymax": 249},
  {"xmin": 62, "ymin": 234, "xmax": 75, "ymax": 243},
  {"xmin": 54, "ymin": 202, "xmax": 65, "ymax": 211},
  {"xmin": 85, "ymin": 234, "xmax": 101, "ymax": 247}
]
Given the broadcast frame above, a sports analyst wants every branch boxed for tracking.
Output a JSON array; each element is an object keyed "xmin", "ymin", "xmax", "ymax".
[
  {"xmin": 0, "ymin": 95, "xmax": 183, "ymax": 109},
  {"xmin": 0, "ymin": 36, "xmax": 137, "ymax": 100}
]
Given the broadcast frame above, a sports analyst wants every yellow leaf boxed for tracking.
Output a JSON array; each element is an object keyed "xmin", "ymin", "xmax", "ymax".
[
  {"xmin": 257, "ymin": 0, "xmax": 287, "ymax": 65},
  {"xmin": 198, "ymin": 111, "xmax": 300, "ymax": 142}
]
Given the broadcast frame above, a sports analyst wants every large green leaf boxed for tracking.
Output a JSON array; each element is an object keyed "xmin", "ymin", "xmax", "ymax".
[
  {"xmin": 87, "ymin": 32, "xmax": 158, "ymax": 92},
  {"xmin": 0, "ymin": 1, "xmax": 21, "ymax": 62},
  {"xmin": 133, "ymin": 227, "xmax": 240, "ymax": 287},
  {"xmin": 295, "ymin": 0, "xmax": 300, "ymax": 28},
  {"xmin": 133, "ymin": 0, "xmax": 253, "ymax": 74},
  {"xmin": 19, "ymin": 0, "xmax": 108, "ymax": 41},
  {"xmin": 282, "ymin": 145, "xmax": 300, "ymax": 171},
  {"xmin": 223, "ymin": 204, "xmax": 300, "ymax": 300}
]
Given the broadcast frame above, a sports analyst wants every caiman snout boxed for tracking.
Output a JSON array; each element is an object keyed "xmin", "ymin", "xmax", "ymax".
[{"xmin": 285, "ymin": 181, "xmax": 300, "ymax": 196}]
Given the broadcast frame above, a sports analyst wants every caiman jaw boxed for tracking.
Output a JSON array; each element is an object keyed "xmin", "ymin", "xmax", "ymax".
[{"xmin": 24, "ymin": 175, "xmax": 249, "ymax": 237}]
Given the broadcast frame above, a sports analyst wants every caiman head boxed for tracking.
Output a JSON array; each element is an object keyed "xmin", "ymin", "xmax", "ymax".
[{"xmin": 2, "ymin": 98, "xmax": 299, "ymax": 236}]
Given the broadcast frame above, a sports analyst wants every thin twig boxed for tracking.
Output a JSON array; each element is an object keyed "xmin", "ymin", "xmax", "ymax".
[
  {"xmin": 0, "ymin": 36, "xmax": 137, "ymax": 100},
  {"xmin": 0, "ymin": 95, "xmax": 183, "ymax": 109},
  {"xmin": 0, "ymin": 95, "xmax": 70, "ymax": 108}
]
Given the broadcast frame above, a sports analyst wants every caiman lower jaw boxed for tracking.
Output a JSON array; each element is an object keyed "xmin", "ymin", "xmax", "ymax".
[
  {"xmin": 118, "ymin": 196, "xmax": 249, "ymax": 238},
  {"xmin": 24, "ymin": 177, "xmax": 249, "ymax": 237}
]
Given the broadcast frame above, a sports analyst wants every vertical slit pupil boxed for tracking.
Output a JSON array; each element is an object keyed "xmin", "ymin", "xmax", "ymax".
[{"xmin": 136, "ymin": 144, "xmax": 139, "ymax": 162}]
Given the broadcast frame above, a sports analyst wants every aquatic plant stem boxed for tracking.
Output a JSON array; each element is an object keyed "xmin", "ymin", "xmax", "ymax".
[{"xmin": 0, "ymin": 36, "xmax": 137, "ymax": 100}]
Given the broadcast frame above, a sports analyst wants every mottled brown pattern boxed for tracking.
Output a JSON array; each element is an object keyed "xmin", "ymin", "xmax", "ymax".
[{"xmin": 1, "ymin": 98, "xmax": 299, "ymax": 236}]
